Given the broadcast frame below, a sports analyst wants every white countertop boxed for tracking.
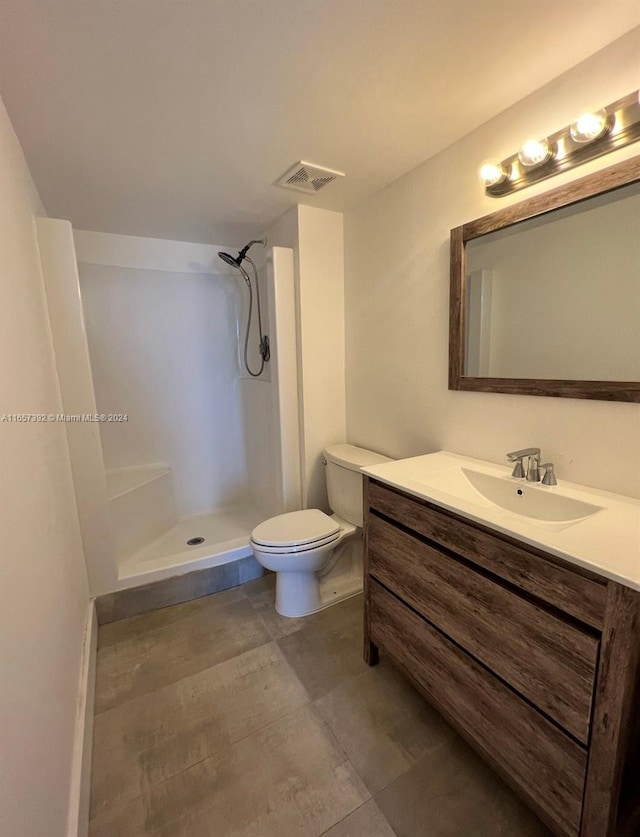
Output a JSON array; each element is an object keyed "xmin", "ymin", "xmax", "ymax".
[{"xmin": 362, "ymin": 451, "xmax": 640, "ymax": 592}]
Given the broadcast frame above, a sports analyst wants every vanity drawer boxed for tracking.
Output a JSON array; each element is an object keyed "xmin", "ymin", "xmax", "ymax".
[
  {"xmin": 370, "ymin": 580, "xmax": 587, "ymax": 837},
  {"xmin": 368, "ymin": 513, "xmax": 599, "ymax": 743},
  {"xmin": 367, "ymin": 479, "xmax": 606, "ymax": 630}
]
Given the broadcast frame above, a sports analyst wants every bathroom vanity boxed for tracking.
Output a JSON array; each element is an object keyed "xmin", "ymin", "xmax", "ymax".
[{"xmin": 362, "ymin": 453, "xmax": 639, "ymax": 837}]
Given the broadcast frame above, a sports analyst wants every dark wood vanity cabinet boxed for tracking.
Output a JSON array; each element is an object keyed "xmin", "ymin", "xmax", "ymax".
[{"xmin": 363, "ymin": 478, "xmax": 640, "ymax": 837}]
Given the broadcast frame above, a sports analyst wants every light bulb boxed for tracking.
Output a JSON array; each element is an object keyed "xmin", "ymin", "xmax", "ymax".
[
  {"xmin": 570, "ymin": 109, "xmax": 609, "ymax": 144},
  {"xmin": 517, "ymin": 138, "xmax": 553, "ymax": 167},
  {"xmin": 479, "ymin": 162, "xmax": 509, "ymax": 187}
]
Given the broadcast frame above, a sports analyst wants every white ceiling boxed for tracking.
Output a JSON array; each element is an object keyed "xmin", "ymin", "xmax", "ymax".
[{"xmin": 1, "ymin": 1, "xmax": 638, "ymax": 244}]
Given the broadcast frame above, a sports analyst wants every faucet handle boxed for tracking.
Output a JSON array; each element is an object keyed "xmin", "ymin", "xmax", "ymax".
[
  {"xmin": 511, "ymin": 459, "xmax": 526, "ymax": 478},
  {"xmin": 541, "ymin": 463, "xmax": 557, "ymax": 486}
]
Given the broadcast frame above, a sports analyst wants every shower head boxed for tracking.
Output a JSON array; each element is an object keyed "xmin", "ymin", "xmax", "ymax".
[
  {"xmin": 218, "ymin": 250, "xmax": 241, "ymax": 268},
  {"xmin": 217, "ymin": 237, "xmax": 266, "ymax": 269}
]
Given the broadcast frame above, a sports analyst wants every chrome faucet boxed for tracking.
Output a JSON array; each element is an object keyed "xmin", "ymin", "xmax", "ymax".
[{"xmin": 506, "ymin": 448, "xmax": 541, "ymax": 481}]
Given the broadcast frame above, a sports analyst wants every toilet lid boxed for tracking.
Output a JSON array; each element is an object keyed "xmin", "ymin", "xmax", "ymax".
[{"xmin": 251, "ymin": 509, "xmax": 340, "ymax": 548}]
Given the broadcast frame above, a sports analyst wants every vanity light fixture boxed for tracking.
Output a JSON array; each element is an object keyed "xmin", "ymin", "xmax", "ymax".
[{"xmin": 481, "ymin": 90, "xmax": 640, "ymax": 196}]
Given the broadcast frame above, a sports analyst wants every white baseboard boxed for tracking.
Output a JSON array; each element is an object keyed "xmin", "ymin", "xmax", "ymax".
[{"xmin": 67, "ymin": 599, "xmax": 98, "ymax": 837}]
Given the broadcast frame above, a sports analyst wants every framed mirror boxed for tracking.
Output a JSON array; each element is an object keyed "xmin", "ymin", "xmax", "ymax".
[{"xmin": 449, "ymin": 157, "xmax": 640, "ymax": 402}]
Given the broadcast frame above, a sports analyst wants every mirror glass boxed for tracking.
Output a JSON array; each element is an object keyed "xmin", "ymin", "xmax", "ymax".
[{"xmin": 464, "ymin": 181, "xmax": 640, "ymax": 381}]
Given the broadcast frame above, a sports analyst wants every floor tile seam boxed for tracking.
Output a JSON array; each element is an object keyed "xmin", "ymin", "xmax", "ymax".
[
  {"xmin": 93, "ymin": 632, "xmax": 285, "ymax": 718},
  {"xmin": 311, "ymin": 666, "xmax": 373, "ymax": 714},
  {"xmin": 89, "ymin": 657, "xmax": 367, "ymax": 826},
  {"xmin": 271, "ymin": 618, "xmax": 340, "ymax": 651},
  {"xmin": 249, "ymin": 591, "xmax": 364, "ymax": 643},
  {"xmin": 91, "ymin": 692, "xmax": 317, "ymax": 817},
  {"xmin": 302, "ymin": 703, "xmax": 375, "ymax": 803},
  {"xmin": 247, "ymin": 599, "xmax": 281, "ymax": 641},
  {"xmin": 210, "ymin": 690, "xmax": 315, "ymax": 753},
  {"xmin": 308, "ymin": 664, "xmax": 375, "ymax": 704},
  {"xmin": 93, "ymin": 635, "xmax": 320, "ymax": 718},
  {"xmin": 270, "ymin": 639, "xmax": 321, "ymax": 703},
  {"xmin": 98, "ymin": 594, "xmax": 246, "ymax": 650},
  {"xmin": 96, "ymin": 596, "xmax": 269, "ymax": 666},
  {"xmin": 93, "ymin": 650, "xmax": 278, "ymax": 717},
  {"xmin": 117, "ymin": 695, "xmax": 320, "ymax": 809},
  {"xmin": 316, "ymin": 798, "xmax": 386, "ymax": 837},
  {"xmin": 312, "ymin": 695, "xmax": 456, "ymax": 799},
  {"xmin": 96, "ymin": 598, "xmax": 231, "ymax": 640},
  {"xmin": 95, "ymin": 606, "xmax": 210, "ymax": 644},
  {"xmin": 96, "ymin": 588, "xmax": 252, "ymax": 651},
  {"xmin": 274, "ymin": 613, "xmax": 363, "ymax": 648},
  {"xmin": 134, "ymin": 673, "xmax": 315, "ymax": 791},
  {"xmin": 312, "ymin": 699, "xmax": 415, "ymax": 800},
  {"xmin": 367, "ymin": 738, "xmax": 456, "ymax": 801},
  {"xmin": 309, "ymin": 667, "xmax": 385, "ymax": 766},
  {"xmin": 246, "ymin": 595, "xmax": 309, "ymax": 642},
  {"xmin": 134, "ymin": 703, "xmax": 373, "ymax": 833}
]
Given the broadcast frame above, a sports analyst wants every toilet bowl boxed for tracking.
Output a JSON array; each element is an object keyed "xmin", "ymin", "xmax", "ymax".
[{"xmin": 250, "ymin": 444, "xmax": 391, "ymax": 617}]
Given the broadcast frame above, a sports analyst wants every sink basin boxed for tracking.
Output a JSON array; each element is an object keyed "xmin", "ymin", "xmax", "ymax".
[
  {"xmin": 409, "ymin": 461, "xmax": 603, "ymax": 524},
  {"xmin": 461, "ymin": 468, "xmax": 602, "ymax": 522}
]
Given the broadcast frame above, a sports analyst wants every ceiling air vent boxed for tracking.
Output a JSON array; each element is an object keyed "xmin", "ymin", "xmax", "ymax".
[{"xmin": 276, "ymin": 161, "xmax": 345, "ymax": 194}]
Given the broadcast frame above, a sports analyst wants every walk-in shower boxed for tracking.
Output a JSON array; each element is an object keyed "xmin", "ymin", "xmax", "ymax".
[
  {"xmin": 53, "ymin": 228, "xmax": 300, "ymax": 596},
  {"xmin": 218, "ymin": 238, "xmax": 270, "ymax": 377}
]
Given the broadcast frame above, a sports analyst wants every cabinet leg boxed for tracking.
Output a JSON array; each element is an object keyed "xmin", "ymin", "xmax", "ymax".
[{"xmin": 364, "ymin": 640, "xmax": 379, "ymax": 666}]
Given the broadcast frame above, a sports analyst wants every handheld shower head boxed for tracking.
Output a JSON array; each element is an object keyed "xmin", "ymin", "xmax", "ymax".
[
  {"xmin": 217, "ymin": 237, "xmax": 266, "ymax": 270},
  {"xmin": 216, "ymin": 239, "xmax": 270, "ymax": 378},
  {"xmin": 217, "ymin": 251, "xmax": 251, "ymax": 288},
  {"xmin": 218, "ymin": 250, "xmax": 241, "ymax": 268}
]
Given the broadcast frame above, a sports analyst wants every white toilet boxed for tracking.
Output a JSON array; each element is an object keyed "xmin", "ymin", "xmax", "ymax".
[{"xmin": 250, "ymin": 444, "xmax": 391, "ymax": 617}]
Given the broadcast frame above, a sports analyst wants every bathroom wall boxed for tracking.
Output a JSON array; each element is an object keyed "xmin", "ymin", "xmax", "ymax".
[
  {"xmin": 344, "ymin": 28, "xmax": 640, "ymax": 498},
  {"xmin": 0, "ymin": 95, "xmax": 90, "ymax": 836},
  {"xmin": 76, "ymin": 235, "xmax": 251, "ymax": 518},
  {"xmin": 266, "ymin": 205, "xmax": 347, "ymax": 509}
]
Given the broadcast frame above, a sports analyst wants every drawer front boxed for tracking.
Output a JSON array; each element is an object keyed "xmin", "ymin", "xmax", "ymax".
[
  {"xmin": 367, "ymin": 479, "xmax": 606, "ymax": 630},
  {"xmin": 369, "ymin": 514, "xmax": 599, "ymax": 744},
  {"xmin": 370, "ymin": 580, "xmax": 587, "ymax": 837}
]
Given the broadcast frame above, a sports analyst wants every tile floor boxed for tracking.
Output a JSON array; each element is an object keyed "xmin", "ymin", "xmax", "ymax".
[{"xmin": 90, "ymin": 575, "xmax": 552, "ymax": 837}]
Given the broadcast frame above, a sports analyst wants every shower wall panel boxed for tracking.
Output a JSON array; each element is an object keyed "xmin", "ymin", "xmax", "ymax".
[
  {"xmin": 239, "ymin": 377, "xmax": 277, "ymax": 517},
  {"xmin": 79, "ymin": 263, "xmax": 249, "ymax": 517}
]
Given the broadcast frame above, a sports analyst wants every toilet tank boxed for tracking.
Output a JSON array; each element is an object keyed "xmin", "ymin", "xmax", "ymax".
[{"xmin": 324, "ymin": 444, "xmax": 392, "ymax": 527}]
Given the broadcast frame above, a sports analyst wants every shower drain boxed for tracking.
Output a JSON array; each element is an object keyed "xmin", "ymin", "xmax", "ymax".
[{"xmin": 187, "ymin": 537, "xmax": 205, "ymax": 546}]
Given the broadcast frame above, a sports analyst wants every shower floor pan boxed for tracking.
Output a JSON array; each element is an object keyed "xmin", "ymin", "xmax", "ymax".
[{"xmin": 117, "ymin": 503, "xmax": 268, "ymax": 586}]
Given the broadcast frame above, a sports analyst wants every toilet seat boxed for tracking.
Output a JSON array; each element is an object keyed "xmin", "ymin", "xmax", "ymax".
[
  {"xmin": 251, "ymin": 509, "xmax": 340, "ymax": 550},
  {"xmin": 250, "ymin": 531, "xmax": 341, "ymax": 555}
]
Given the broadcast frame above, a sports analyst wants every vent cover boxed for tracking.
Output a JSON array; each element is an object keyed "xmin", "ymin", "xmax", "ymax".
[{"xmin": 276, "ymin": 161, "xmax": 345, "ymax": 194}]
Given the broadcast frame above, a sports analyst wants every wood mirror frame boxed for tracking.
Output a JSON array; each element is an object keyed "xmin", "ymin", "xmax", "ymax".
[{"xmin": 449, "ymin": 156, "xmax": 640, "ymax": 402}]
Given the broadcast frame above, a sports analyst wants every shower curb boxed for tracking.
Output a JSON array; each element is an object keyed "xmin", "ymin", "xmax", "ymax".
[{"xmin": 95, "ymin": 555, "xmax": 265, "ymax": 624}]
